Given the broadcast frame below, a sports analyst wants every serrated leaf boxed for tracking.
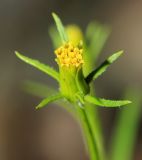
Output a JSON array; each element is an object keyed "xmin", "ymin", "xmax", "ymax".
[
  {"xmin": 36, "ymin": 93, "xmax": 63, "ymax": 109},
  {"xmin": 85, "ymin": 95, "xmax": 131, "ymax": 107},
  {"xmin": 85, "ymin": 50, "xmax": 123, "ymax": 83},
  {"xmin": 15, "ymin": 51, "xmax": 59, "ymax": 82},
  {"xmin": 52, "ymin": 12, "xmax": 68, "ymax": 43}
]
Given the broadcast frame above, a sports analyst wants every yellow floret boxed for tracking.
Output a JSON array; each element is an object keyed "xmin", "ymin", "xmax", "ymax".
[{"xmin": 54, "ymin": 42, "xmax": 84, "ymax": 67}]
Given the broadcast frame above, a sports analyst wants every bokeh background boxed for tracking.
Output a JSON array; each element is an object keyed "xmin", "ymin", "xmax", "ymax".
[{"xmin": 0, "ymin": 0, "xmax": 142, "ymax": 159}]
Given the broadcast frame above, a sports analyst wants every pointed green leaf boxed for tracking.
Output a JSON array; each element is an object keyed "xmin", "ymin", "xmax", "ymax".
[
  {"xmin": 22, "ymin": 80, "xmax": 74, "ymax": 114},
  {"xmin": 110, "ymin": 89, "xmax": 142, "ymax": 160},
  {"xmin": 52, "ymin": 12, "xmax": 68, "ymax": 43},
  {"xmin": 15, "ymin": 51, "xmax": 59, "ymax": 82},
  {"xmin": 85, "ymin": 50, "xmax": 123, "ymax": 83},
  {"xmin": 23, "ymin": 80, "xmax": 56, "ymax": 98},
  {"xmin": 36, "ymin": 93, "xmax": 63, "ymax": 109},
  {"xmin": 83, "ymin": 22, "xmax": 110, "ymax": 76},
  {"xmin": 85, "ymin": 95, "xmax": 131, "ymax": 107},
  {"xmin": 86, "ymin": 21, "xmax": 110, "ymax": 64},
  {"xmin": 49, "ymin": 25, "xmax": 61, "ymax": 49},
  {"xmin": 75, "ymin": 68, "xmax": 90, "ymax": 95}
]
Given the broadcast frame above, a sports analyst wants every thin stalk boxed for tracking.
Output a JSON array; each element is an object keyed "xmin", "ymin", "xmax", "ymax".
[
  {"xmin": 109, "ymin": 89, "xmax": 142, "ymax": 160},
  {"xmin": 75, "ymin": 104, "xmax": 100, "ymax": 160},
  {"xmin": 85, "ymin": 102, "xmax": 105, "ymax": 160}
]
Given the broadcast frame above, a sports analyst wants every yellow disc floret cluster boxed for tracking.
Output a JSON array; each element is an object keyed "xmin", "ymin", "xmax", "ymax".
[{"xmin": 55, "ymin": 42, "xmax": 84, "ymax": 67}]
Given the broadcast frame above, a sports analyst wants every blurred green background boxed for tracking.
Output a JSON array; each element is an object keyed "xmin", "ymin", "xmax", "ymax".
[{"xmin": 0, "ymin": 0, "xmax": 142, "ymax": 160}]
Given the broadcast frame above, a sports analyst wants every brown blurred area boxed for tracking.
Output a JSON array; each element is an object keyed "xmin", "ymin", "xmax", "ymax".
[{"xmin": 0, "ymin": 0, "xmax": 142, "ymax": 159}]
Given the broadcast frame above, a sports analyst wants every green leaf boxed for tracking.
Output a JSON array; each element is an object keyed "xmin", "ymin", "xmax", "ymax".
[
  {"xmin": 83, "ymin": 22, "xmax": 110, "ymax": 76},
  {"xmin": 109, "ymin": 88, "xmax": 142, "ymax": 160},
  {"xmin": 36, "ymin": 93, "xmax": 63, "ymax": 109},
  {"xmin": 15, "ymin": 51, "xmax": 59, "ymax": 82},
  {"xmin": 23, "ymin": 80, "xmax": 74, "ymax": 114},
  {"xmin": 75, "ymin": 68, "xmax": 89, "ymax": 95},
  {"xmin": 52, "ymin": 12, "xmax": 68, "ymax": 43},
  {"xmin": 86, "ymin": 21, "xmax": 110, "ymax": 64},
  {"xmin": 23, "ymin": 80, "xmax": 56, "ymax": 98},
  {"xmin": 85, "ymin": 50, "xmax": 123, "ymax": 83},
  {"xmin": 49, "ymin": 25, "xmax": 61, "ymax": 49},
  {"xmin": 85, "ymin": 95, "xmax": 131, "ymax": 107}
]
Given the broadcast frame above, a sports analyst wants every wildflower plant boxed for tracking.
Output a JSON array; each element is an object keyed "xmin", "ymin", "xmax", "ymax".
[{"xmin": 15, "ymin": 13, "xmax": 131, "ymax": 160}]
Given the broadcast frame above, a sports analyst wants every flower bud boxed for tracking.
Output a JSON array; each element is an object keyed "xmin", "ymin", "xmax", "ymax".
[
  {"xmin": 54, "ymin": 42, "xmax": 89, "ymax": 102},
  {"xmin": 66, "ymin": 25, "xmax": 83, "ymax": 46}
]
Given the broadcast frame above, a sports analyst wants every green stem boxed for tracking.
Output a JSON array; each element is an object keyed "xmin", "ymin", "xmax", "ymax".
[
  {"xmin": 85, "ymin": 103, "xmax": 105, "ymax": 160},
  {"xmin": 75, "ymin": 104, "xmax": 100, "ymax": 160}
]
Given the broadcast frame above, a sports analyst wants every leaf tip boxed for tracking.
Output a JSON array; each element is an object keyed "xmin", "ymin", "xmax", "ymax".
[
  {"xmin": 35, "ymin": 106, "xmax": 40, "ymax": 110},
  {"xmin": 15, "ymin": 50, "xmax": 19, "ymax": 56},
  {"xmin": 119, "ymin": 100, "xmax": 132, "ymax": 107},
  {"xmin": 15, "ymin": 51, "xmax": 25, "ymax": 62},
  {"xmin": 109, "ymin": 50, "xmax": 124, "ymax": 63},
  {"xmin": 15, "ymin": 51, "xmax": 23, "ymax": 60},
  {"xmin": 52, "ymin": 11, "xmax": 55, "ymax": 15},
  {"xmin": 35, "ymin": 104, "xmax": 42, "ymax": 110},
  {"xmin": 52, "ymin": 12, "xmax": 58, "ymax": 20},
  {"xmin": 117, "ymin": 50, "xmax": 124, "ymax": 56},
  {"xmin": 126, "ymin": 100, "xmax": 132, "ymax": 105},
  {"xmin": 52, "ymin": 12, "xmax": 55, "ymax": 16}
]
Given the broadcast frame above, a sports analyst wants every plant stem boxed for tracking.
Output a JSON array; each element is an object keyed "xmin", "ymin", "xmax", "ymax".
[
  {"xmin": 85, "ymin": 103, "xmax": 105, "ymax": 160},
  {"xmin": 75, "ymin": 104, "xmax": 100, "ymax": 160}
]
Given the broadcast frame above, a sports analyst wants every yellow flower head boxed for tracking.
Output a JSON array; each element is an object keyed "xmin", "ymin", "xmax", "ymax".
[{"xmin": 55, "ymin": 42, "xmax": 84, "ymax": 67}]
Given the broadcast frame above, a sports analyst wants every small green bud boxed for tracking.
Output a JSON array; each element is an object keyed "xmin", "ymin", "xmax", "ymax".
[{"xmin": 66, "ymin": 25, "xmax": 83, "ymax": 46}]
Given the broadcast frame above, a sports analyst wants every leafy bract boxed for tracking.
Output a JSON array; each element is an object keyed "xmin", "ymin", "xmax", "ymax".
[
  {"xmin": 49, "ymin": 26, "xmax": 61, "ymax": 49},
  {"xmin": 85, "ymin": 50, "xmax": 123, "ymax": 83},
  {"xmin": 86, "ymin": 21, "xmax": 110, "ymax": 64},
  {"xmin": 15, "ymin": 51, "xmax": 59, "ymax": 82},
  {"xmin": 76, "ymin": 68, "xmax": 89, "ymax": 95},
  {"xmin": 23, "ymin": 80, "xmax": 74, "ymax": 113},
  {"xmin": 36, "ymin": 93, "xmax": 63, "ymax": 109},
  {"xmin": 52, "ymin": 12, "xmax": 68, "ymax": 43},
  {"xmin": 110, "ymin": 89, "xmax": 142, "ymax": 160},
  {"xmin": 85, "ymin": 95, "xmax": 131, "ymax": 107},
  {"xmin": 23, "ymin": 80, "xmax": 56, "ymax": 98}
]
